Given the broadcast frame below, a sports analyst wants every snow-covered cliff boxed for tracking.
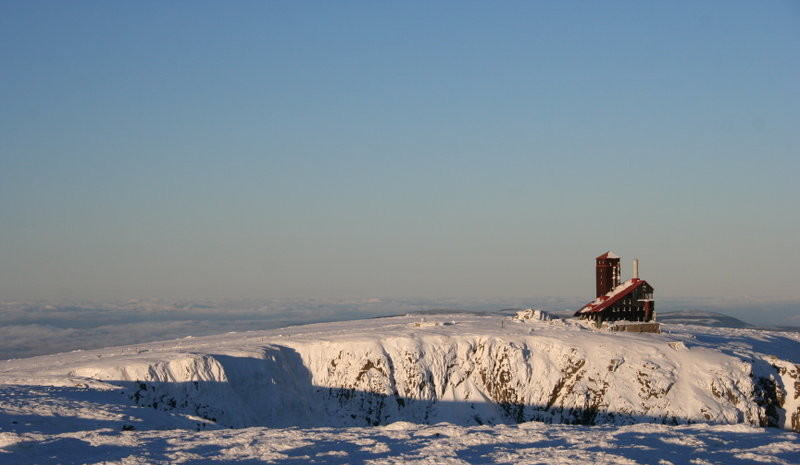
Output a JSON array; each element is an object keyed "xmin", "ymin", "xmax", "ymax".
[{"xmin": 1, "ymin": 313, "xmax": 798, "ymax": 432}]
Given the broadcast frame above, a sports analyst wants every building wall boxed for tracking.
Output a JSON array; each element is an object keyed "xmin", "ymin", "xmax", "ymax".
[
  {"xmin": 603, "ymin": 283, "xmax": 654, "ymax": 322},
  {"xmin": 596, "ymin": 257, "xmax": 620, "ymax": 297},
  {"xmin": 609, "ymin": 322, "xmax": 661, "ymax": 333}
]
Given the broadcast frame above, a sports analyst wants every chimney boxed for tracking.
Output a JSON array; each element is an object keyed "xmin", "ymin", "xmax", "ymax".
[{"xmin": 632, "ymin": 259, "xmax": 639, "ymax": 280}]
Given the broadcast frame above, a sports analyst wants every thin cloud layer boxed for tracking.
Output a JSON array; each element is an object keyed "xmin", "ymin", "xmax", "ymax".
[{"xmin": 0, "ymin": 298, "xmax": 548, "ymax": 359}]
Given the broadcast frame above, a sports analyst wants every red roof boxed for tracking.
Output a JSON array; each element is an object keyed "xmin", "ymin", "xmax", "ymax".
[
  {"xmin": 575, "ymin": 279, "xmax": 646, "ymax": 315},
  {"xmin": 596, "ymin": 251, "xmax": 620, "ymax": 260}
]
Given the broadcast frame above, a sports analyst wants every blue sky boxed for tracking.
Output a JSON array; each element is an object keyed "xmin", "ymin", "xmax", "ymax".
[{"xmin": 1, "ymin": 1, "xmax": 798, "ymax": 310}]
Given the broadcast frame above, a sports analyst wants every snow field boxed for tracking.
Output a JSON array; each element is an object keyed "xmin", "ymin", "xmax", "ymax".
[{"xmin": 1, "ymin": 312, "xmax": 799, "ymax": 463}]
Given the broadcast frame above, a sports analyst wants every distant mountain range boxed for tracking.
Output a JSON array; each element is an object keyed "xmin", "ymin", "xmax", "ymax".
[{"xmin": 656, "ymin": 310, "xmax": 753, "ymax": 328}]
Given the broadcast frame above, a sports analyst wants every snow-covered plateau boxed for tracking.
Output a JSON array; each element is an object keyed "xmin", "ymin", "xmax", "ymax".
[{"xmin": 1, "ymin": 312, "xmax": 798, "ymax": 464}]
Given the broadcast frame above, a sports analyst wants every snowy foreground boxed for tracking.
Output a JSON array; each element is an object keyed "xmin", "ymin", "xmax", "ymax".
[
  {"xmin": 3, "ymin": 419, "xmax": 798, "ymax": 464},
  {"xmin": 1, "ymin": 312, "xmax": 799, "ymax": 464}
]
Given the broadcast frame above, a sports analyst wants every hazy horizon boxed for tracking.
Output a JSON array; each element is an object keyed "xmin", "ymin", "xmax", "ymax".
[{"xmin": 1, "ymin": 294, "xmax": 798, "ymax": 360}]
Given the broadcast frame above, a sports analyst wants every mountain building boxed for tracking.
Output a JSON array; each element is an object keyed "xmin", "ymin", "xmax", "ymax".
[{"xmin": 574, "ymin": 252, "xmax": 655, "ymax": 327}]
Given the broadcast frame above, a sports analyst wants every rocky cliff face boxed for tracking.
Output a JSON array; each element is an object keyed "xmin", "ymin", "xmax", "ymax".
[
  {"xmin": 54, "ymin": 314, "xmax": 798, "ymax": 432},
  {"xmin": 292, "ymin": 335, "xmax": 797, "ymax": 431}
]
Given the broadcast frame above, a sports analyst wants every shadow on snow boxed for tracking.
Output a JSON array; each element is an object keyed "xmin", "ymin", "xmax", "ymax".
[{"xmin": 0, "ymin": 345, "xmax": 788, "ymax": 433}]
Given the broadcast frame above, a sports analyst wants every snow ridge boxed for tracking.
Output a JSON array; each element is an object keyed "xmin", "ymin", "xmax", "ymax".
[{"xmin": 1, "ymin": 313, "xmax": 798, "ymax": 432}]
